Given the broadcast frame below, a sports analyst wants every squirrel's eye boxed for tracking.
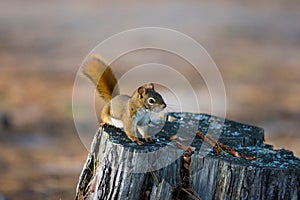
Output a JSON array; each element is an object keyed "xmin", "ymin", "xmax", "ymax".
[{"xmin": 148, "ymin": 97, "xmax": 156, "ymax": 105}]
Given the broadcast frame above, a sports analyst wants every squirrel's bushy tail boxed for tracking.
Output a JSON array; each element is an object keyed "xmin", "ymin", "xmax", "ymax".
[{"xmin": 82, "ymin": 54, "xmax": 119, "ymax": 101}]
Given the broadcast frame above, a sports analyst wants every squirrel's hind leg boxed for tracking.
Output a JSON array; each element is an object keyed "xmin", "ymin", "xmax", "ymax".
[{"xmin": 101, "ymin": 103, "xmax": 113, "ymax": 125}]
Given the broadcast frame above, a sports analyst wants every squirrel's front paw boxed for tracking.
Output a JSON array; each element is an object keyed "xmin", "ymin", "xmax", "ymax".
[
  {"xmin": 128, "ymin": 135, "xmax": 144, "ymax": 145},
  {"xmin": 144, "ymin": 137, "xmax": 156, "ymax": 143}
]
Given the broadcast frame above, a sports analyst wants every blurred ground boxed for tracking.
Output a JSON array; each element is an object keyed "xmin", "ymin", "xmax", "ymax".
[{"xmin": 0, "ymin": 0, "xmax": 300, "ymax": 199}]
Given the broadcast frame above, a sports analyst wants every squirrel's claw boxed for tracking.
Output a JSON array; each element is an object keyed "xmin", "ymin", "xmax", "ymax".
[
  {"xmin": 144, "ymin": 137, "xmax": 156, "ymax": 143},
  {"xmin": 136, "ymin": 140, "xmax": 144, "ymax": 145}
]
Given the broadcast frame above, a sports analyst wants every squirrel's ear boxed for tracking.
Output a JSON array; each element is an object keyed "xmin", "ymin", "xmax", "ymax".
[
  {"xmin": 138, "ymin": 86, "xmax": 146, "ymax": 97},
  {"xmin": 145, "ymin": 83, "xmax": 154, "ymax": 90}
]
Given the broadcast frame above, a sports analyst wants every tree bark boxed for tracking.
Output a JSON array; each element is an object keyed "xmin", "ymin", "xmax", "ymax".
[{"xmin": 75, "ymin": 112, "xmax": 300, "ymax": 200}]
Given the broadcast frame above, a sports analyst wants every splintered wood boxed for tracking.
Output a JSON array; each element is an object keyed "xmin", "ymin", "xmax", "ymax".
[
  {"xmin": 195, "ymin": 130, "xmax": 257, "ymax": 160},
  {"xmin": 171, "ymin": 130, "xmax": 257, "ymax": 161},
  {"xmin": 171, "ymin": 140, "xmax": 201, "ymax": 200}
]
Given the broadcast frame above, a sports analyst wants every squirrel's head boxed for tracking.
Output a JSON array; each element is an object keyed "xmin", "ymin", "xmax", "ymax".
[{"xmin": 137, "ymin": 83, "xmax": 166, "ymax": 112}]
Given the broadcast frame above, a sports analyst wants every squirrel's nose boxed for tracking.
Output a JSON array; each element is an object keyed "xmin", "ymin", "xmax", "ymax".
[{"xmin": 162, "ymin": 103, "xmax": 166, "ymax": 109}]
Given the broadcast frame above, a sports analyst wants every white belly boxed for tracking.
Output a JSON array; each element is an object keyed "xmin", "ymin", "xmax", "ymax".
[{"xmin": 111, "ymin": 118, "xmax": 124, "ymax": 128}]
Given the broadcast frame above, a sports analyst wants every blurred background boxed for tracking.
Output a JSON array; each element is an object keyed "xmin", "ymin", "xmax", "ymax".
[{"xmin": 0, "ymin": 0, "xmax": 299, "ymax": 199}]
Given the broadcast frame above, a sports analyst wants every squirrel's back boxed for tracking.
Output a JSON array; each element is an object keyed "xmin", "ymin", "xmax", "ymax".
[{"xmin": 82, "ymin": 55, "xmax": 119, "ymax": 101}]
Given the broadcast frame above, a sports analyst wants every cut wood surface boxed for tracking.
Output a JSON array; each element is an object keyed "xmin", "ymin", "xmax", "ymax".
[{"xmin": 75, "ymin": 112, "xmax": 300, "ymax": 200}]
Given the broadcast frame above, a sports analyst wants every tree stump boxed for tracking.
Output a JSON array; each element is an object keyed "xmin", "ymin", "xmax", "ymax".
[{"xmin": 75, "ymin": 113, "xmax": 300, "ymax": 200}]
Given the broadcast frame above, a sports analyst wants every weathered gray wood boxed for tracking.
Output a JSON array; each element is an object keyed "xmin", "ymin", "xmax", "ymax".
[
  {"xmin": 75, "ymin": 123, "xmax": 184, "ymax": 200},
  {"xmin": 75, "ymin": 112, "xmax": 300, "ymax": 200},
  {"xmin": 191, "ymin": 153, "xmax": 300, "ymax": 200},
  {"xmin": 149, "ymin": 179, "xmax": 172, "ymax": 200}
]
